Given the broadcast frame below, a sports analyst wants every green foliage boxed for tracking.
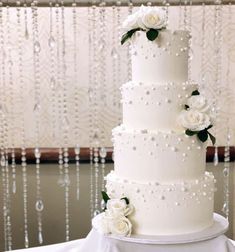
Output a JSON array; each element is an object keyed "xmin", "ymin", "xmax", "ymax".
[
  {"xmin": 191, "ymin": 90, "xmax": 200, "ymax": 96},
  {"xmin": 121, "ymin": 28, "xmax": 142, "ymax": 45},
  {"xmin": 185, "ymin": 126, "xmax": 216, "ymax": 145},
  {"xmin": 101, "ymin": 191, "xmax": 110, "ymax": 204},
  {"xmin": 146, "ymin": 29, "xmax": 159, "ymax": 41},
  {"xmin": 121, "ymin": 197, "xmax": 130, "ymax": 205}
]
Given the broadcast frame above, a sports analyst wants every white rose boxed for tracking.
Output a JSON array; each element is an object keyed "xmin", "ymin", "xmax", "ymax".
[
  {"xmin": 96, "ymin": 213, "xmax": 110, "ymax": 235},
  {"xmin": 109, "ymin": 216, "xmax": 132, "ymax": 237},
  {"xmin": 140, "ymin": 7, "xmax": 166, "ymax": 29},
  {"xmin": 178, "ymin": 110, "xmax": 211, "ymax": 131},
  {"xmin": 122, "ymin": 12, "xmax": 139, "ymax": 32},
  {"xmin": 106, "ymin": 199, "xmax": 127, "ymax": 215},
  {"xmin": 186, "ymin": 95, "xmax": 210, "ymax": 112}
]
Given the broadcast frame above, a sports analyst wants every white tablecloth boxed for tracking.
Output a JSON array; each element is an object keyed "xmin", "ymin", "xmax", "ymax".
[{"xmin": 13, "ymin": 229, "xmax": 235, "ymax": 252}]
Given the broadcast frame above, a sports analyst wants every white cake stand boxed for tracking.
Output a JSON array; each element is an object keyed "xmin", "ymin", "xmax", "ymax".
[{"xmin": 92, "ymin": 213, "xmax": 229, "ymax": 245}]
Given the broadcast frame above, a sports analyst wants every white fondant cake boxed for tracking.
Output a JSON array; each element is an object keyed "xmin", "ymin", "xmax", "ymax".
[{"xmin": 105, "ymin": 8, "xmax": 215, "ymax": 236}]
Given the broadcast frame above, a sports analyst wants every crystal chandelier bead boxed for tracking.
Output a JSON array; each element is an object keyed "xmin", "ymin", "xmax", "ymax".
[
  {"xmin": 34, "ymin": 41, "xmax": 41, "ymax": 53},
  {"xmin": 35, "ymin": 200, "xmax": 44, "ymax": 212},
  {"xmin": 48, "ymin": 36, "xmax": 56, "ymax": 48},
  {"xmin": 99, "ymin": 147, "xmax": 107, "ymax": 158}
]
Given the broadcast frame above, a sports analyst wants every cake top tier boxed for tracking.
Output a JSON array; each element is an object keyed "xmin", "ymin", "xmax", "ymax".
[{"xmin": 122, "ymin": 6, "xmax": 190, "ymax": 83}]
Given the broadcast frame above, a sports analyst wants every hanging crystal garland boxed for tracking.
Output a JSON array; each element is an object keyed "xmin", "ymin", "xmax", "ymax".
[
  {"xmin": 0, "ymin": 4, "xmax": 12, "ymax": 250},
  {"xmin": 5, "ymin": 6, "xmax": 13, "ymax": 250},
  {"xmin": 88, "ymin": 5, "xmax": 94, "ymax": 219},
  {"xmin": 31, "ymin": 0, "xmax": 44, "ymax": 244},
  {"xmin": 54, "ymin": 3, "xmax": 64, "ymax": 187},
  {"xmin": 116, "ymin": 0, "xmax": 122, "ymax": 123},
  {"xmin": 187, "ymin": 0, "xmax": 193, "ymax": 81},
  {"xmin": 24, "ymin": 2, "xmax": 29, "ymax": 39},
  {"xmin": 91, "ymin": 1, "xmax": 101, "ymax": 217},
  {"xmin": 200, "ymin": 2, "xmax": 206, "ymax": 91},
  {"xmin": 183, "ymin": 0, "xmax": 189, "ymax": 31},
  {"xmin": 72, "ymin": 0, "xmax": 80, "ymax": 201},
  {"xmin": 221, "ymin": 2, "xmax": 232, "ymax": 219},
  {"xmin": 17, "ymin": 1, "xmax": 29, "ymax": 247},
  {"xmin": 60, "ymin": 0, "xmax": 71, "ymax": 241},
  {"xmin": 98, "ymin": 1, "xmax": 107, "ymax": 202},
  {"xmin": 162, "ymin": 0, "xmax": 169, "ymax": 26},
  {"xmin": 213, "ymin": 0, "xmax": 222, "ymax": 167},
  {"xmin": 6, "ymin": 3, "xmax": 16, "ymax": 196},
  {"xmin": 178, "ymin": 0, "xmax": 182, "ymax": 29},
  {"xmin": 49, "ymin": 1, "xmax": 57, "ymax": 143},
  {"xmin": 126, "ymin": 0, "xmax": 133, "ymax": 81}
]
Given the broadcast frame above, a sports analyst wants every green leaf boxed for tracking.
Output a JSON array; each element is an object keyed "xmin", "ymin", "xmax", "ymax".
[
  {"xmin": 101, "ymin": 191, "xmax": 110, "ymax": 204},
  {"xmin": 121, "ymin": 197, "xmax": 130, "ymax": 205},
  {"xmin": 121, "ymin": 28, "xmax": 142, "ymax": 45},
  {"xmin": 146, "ymin": 29, "xmax": 159, "ymax": 41},
  {"xmin": 185, "ymin": 129, "xmax": 198, "ymax": 136},
  {"xmin": 191, "ymin": 90, "xmax": 200, "ymax": 96},
  {"xmin": 206, "ymin": 125, "xmax": 213, "ymax": 130},
  {"xmin": 197, "ymin": 130, "xmax": 208, "ymax": 142},
  {"xmin": 121, "ymin": 33, "xmax": 130, "ymax": 45},
  {"xmin": 185, "ymin": 104, "xmax": 190, "ymax": 110},
  {"xmin": 208, "ymin": 131, "xmax": 216, "ymax": 145}
]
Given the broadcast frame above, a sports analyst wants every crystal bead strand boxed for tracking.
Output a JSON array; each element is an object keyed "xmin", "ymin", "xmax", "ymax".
[
  {"xmin": 0, "ymin": 2, "xmax": 9, "ymax": 250},
  {"xmin": 162, "ymin": 0, "xmax": 169, "ymax": 26},
  {"xmin": 61, "ymin": 1, "xmax": 70, "ymax": 241},
  {"xmin": 222, "ymin": 2, "xmax": 232, "ymax": 219},
  {"xmin": 6, "ymin": 4, "xmax": 16, "ymax": 196},
  {"xmin": 24, "ymin": 2, "xmax": 29, "ymax": 39},
  {"xmin": 91, "ymin": 2, "xmax": 100, "ymax": 217},
  {"xmin": 116, "ymin": 0, "xmax": 122, "ymax": 124},
  {"xmin": 200, "ymin": 2, "xmax": 206, "ymax": 91},
  {"xmin": 178, "ymin": 0, "xmax": 182, "ymax": 29},
  {"xmin": 31, "ymin": 1, "xmax": 44, "ymax": 244},
  {"xmin": 88, "ymin": 5, "xmax": 94, "ymax": 219},
  {"xmin": 183, "ymin": 0, "xmax": 188, "ymax": 31},
  {"xmin": 72, "ymin": 1, "xmax": 80, "ymax": 201},
  {"xmin": 213, "ymin": 0, "xmax": 222, "ymax": 167},
  {"xmin": 0, "ymin": 107, "xmax": 8, "ymax": 251},
  {"xmin": 98, "ymin": 1, "xmax": 107, "ymax": 197},
  {"xmin": 55, "ymin": 3, "xmax": 64, "ymax": 187},
  {"xmin": 187, "ymin": 0, "xmax": 193, "ymax": 81},
  {"xmin": 127, "ymin": 1, "xmax": 133, "ymax": 81},
  {"xmin": 111, "ymin": 4, "xmax": 117, "ymax": 113},
  {"xmin": 5, "ymin": 6, "xmax": 13, "ymax": 249},
  {"xmin": 49, "ymin": 1, "xmax": 57, "ymax": 143},
  {"xmin": 17, "ymin": 2, "xmax": 29, "ymax": 247}
]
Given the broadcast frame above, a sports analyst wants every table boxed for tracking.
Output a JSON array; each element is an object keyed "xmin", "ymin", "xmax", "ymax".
[{"xmin": 12, "ymin": 229, "xmax": 235, "ymax": 252}]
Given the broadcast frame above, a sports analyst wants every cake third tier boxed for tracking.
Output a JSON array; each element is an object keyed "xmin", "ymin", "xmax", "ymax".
[{"xmin": 112, "ymin": 125, "xmax": 206, "ymax": 182}]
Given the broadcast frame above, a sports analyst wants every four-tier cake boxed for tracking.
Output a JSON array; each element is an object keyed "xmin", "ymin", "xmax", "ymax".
[{"xmin": 105, "ymin": 6, "xmax": 216, "ymax": 236}]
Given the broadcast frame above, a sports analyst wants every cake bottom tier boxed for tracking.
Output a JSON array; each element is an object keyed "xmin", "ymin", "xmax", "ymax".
[{"xmin": 106, "ymin": 171, "xmax": 215, "ymax": 236}]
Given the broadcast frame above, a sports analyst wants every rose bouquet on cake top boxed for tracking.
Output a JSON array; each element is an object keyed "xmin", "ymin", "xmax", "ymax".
[
  {"xmin": 96, "ymin": 191, "xmax": 134, "ymax": 237},
  {"xmin": 121, "ymin": 5, "xmax": 166, "ymax": 45},
  {"xmin": 178, "ymin": 90, "xmax": 216, "ymax": 145}
]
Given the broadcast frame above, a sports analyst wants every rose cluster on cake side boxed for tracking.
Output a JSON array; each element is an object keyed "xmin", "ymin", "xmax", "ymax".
[
  {"xmin": 178, "ymin": 90, "xmax": 216, "ymax": 144},
  {"xmin": 121, "ymin": 5, "xmax": 166, "ymax": 45},
  {"xmin": 96, "ymin": 191, "xmax": 134, "ymax": 237}
]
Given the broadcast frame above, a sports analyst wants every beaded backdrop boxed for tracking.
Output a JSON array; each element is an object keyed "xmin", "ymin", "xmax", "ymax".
[{"xmin": 0, "ymin": 4, "xmax": 234, "ymax": 149}]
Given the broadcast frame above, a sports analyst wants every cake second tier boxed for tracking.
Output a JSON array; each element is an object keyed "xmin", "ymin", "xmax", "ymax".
[
  {"xmin": 121, "ymin": 81, "xmax": 197, "ymax": 131},
  {"xmin": 112, "ymin": 125, "xmax": 206, "ymax": 183}
]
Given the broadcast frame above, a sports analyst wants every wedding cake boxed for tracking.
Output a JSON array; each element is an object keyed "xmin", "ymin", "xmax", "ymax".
[{"xmin": 99, "ymin": 6, "xmax": 216, "ymax": 237}]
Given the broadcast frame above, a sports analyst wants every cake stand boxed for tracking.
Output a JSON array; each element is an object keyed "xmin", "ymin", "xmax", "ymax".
[{"xmin": 92, "ymin": 213, "xmax": 229, "ymax": 245}]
